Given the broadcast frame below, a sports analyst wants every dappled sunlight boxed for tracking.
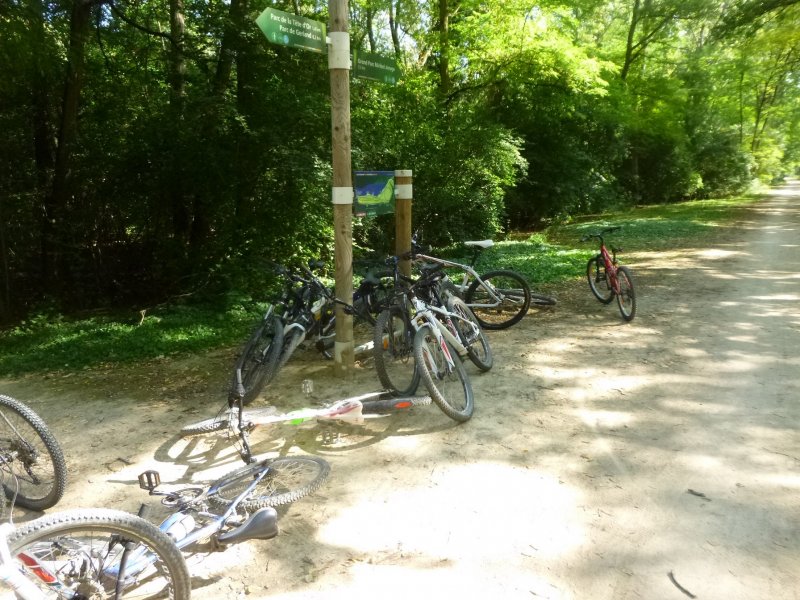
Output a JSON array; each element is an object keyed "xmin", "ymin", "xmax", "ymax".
[
  {"xmin": 574, "ymin": 409, "xmax": 633, "ymax": 429},
  {"xmin": 693, "ymin": 248, "xmax": 742, "ymax": 260},
  {"xmin": 318, "ymin": 463, "xmax": 584, "ymax": 560},
  {"xmin": 659, "ymin": 399, "xmax": 738, "ymax": 414}
]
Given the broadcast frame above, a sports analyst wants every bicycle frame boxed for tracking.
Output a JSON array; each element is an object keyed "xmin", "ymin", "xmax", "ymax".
[
  {"xmin": 598, "ymin": 243, "xmax": 621, "ymax": 294},
  {"xmin": 410, "ymin": 251, "xmax": 509, "ymax": 310},
  {"xmin": 0, "ymin": 524, "xmax": 45, "ymax": 600}
]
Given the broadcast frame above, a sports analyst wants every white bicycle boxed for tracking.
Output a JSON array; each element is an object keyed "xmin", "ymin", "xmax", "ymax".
[
  {"xmin": 0, "ymin": 510, "xmax": 191, "ymax": 600},
  {"xmin": 374, "ymin": 261, "xmax": 484, "ymax": 422}
]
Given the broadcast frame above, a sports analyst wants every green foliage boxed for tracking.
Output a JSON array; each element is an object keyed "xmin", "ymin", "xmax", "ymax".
[
  {"xmin": 0, "ymin": 0, "xmax": 798, "ymax": 326},
  {"xmin": 0, "ymin": 191, "xmax": 766, "ymax": 375},
  {"xmin": 0, "ymin": 303, "xmax": 264, "ymax": 376}
]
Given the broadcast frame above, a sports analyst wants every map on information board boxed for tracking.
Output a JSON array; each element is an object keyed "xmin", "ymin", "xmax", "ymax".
[{"xmin": 354, "ymin": 171, "xmax": 395, "ymax": 217}]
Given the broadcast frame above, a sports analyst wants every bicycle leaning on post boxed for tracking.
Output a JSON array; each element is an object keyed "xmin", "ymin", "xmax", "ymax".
[
  {"xmin": 373, "ymin": 259, "xmax": 488, "ymax": 422},
  {"xmin": 580, "ymin": 226, "xmax": 637, "ymax": 322},
  {"xmin": 229, "ymin": 261, "xmax": 394, "ymax": 406},
  {"xmin": 405, "ymin": 232, "xmax": 554, "ymax": 330}
]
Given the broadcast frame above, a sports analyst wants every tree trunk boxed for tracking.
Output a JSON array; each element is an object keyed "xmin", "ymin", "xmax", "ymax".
[
  {"xmin": 167, "ymin": 0, "xmax": 192, "ymax": 254},
  {"xmin": 46, "ymin": 0, "xmax": 93, "ymax": 289},
  {"xmin": 438, "ymin": 0, "xmax": 451, "ymax": 96},
  {"xmin": 389, "ymin": 0, "xmax": 401, "ymax": 58},
  {"xmin": 620, "ymin": 0, "xmax": 641, "ymax": 81}
]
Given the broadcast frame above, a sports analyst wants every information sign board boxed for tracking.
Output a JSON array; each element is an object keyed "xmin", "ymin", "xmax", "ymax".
[
  {"xmin": 353, "ymin": 50, "xmax": 400, "ymax": 84},
  {"xmin": 256, "ymin": 8, "xmax": 327, "ymax": 54},
  {"xmin": 354, "ymin": 171, "xmax": 395, "ymax": 216}
]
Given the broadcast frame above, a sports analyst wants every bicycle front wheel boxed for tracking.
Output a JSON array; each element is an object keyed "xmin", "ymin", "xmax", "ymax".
[
  {"xmin": 615, "ymin": 265, "xmax": 637, "ymax": 322},
  {"xmin": 373, "ymin": 305, "xmax": 420, "ymax": 396},
  {"xmin": 209, "ymin": 456, "xmax": 330, "ymax": 511},
  {"xmin": 0, "ymin": 394, "xmax": 67, "ymax": 511},
  {"xmin": 230, "ymin": 313, "xmax": 285, "ymax": 405},
  {"xmin": 446, "ymin": 296, "xmax": 493, "ymax": 372},
  {"xmin": 465, "ymin": 270, "xmax": 531, "ymax": 330},
  {"xmin": 587, "ymin": 256, "xmax": 614, "ymax": 304},
  {"xmin": 7, "ymin": 508, "xmax": 191, "ymax": 600},
  {"xmin": 413, "ymin": 325, "xmax": 474, "ymax": 422}
]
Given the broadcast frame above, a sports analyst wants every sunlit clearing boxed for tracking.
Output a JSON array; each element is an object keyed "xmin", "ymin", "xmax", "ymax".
[
  {"xmin": 660, "ymin": 399, "xmax": 738, "ymax": 414},
  {"xmin": 748, "ymin": 293, "xmax": 799, "ymax": 301},
  {"xmin": 575, "ymin": 409, "xmax": 633, "ymax": 429},
  {"xmin": 319, "ymin": 463, "xmax": 583, "ymax": 561},
  {"xmin": 693, "ymin": 249, "xmax": 741, "ymax": 259}
]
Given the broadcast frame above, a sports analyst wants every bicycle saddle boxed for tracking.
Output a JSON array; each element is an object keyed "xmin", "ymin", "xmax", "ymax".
[
  {"xmin": 464, "ymin": 240, "xmax": 493, "ymax": 249},
  {"xmin": 217, "ymin": 506, "xmax": 279, "ymax": 544}
]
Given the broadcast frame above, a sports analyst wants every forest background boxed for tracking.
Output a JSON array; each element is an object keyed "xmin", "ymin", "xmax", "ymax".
[{"xmin": 1, "ymin": 0, "xmax": 799, "ymax": 325}]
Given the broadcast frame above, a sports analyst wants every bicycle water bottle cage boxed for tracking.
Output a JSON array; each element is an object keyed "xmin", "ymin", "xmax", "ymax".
[{"xmin": 138, "ymin": 470, "xmax": 161, "ymax": 492}]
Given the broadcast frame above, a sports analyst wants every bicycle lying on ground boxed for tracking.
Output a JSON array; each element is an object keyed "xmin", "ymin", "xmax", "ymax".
[
  {"xmin": 404, "ymin": 234, "xmax": 554, "ymax": 330},
  {"xmin": 1, "ymin": 508, "xmax": 192, "ymax": 599},
  {"xmin": 0, "ymin": 396, "xmax": 191, "ymax": 599},
  {"xmin": 580, "ymin": 226, "xmax": 637, "ymax": 322},
  {"xmin": 181, "ymin": 391, "xmax": 432, "ymax": 464},
  {"xmin": 0, "ymin": 394, "xmax": 67, "ymax": 512}
]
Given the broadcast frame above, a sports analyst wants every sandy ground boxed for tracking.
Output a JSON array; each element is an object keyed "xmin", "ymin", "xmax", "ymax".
[{"xmin": 2, "ymin": 182, "xmax": 799, "ymax": 600}]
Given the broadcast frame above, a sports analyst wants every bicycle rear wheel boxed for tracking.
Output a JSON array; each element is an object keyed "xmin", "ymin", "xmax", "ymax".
[
  {"xmin": 373, "ymin": 305, "xmax": 420, "ymax": 396},
  {"xmin": 229, "ymin": 313, "xmax": 284, "ymax": 405},
  {"xmin": 465, "ymin": 269, "xmax": 531, "ymax": 330},
  {"xmin": 7, "ymin": 508, "xmax": 191, "ymax": 600},
  {"xmin": 353, "ymin": 270, "xmax": 395, "ymax": 325},
  {"xmin": 209, "ymin": 456, "xmax": 330, "ymax": 510},
  {"xmin": 413, "ymin": 325, "xmax": 474, "ymax": 422},
  {"xmin": 446, "ymin": 296, "xmax": 492, "ymax": 372},
  {"xmin": 615, "ymin": 265, "xmax": 637, "ymax": 322},
  {"xmin": 587, "ymin": 256, "xmax": 614, "ymax": 304},
  {"xmin": 0, "ymin": 394, "xmax": 67, "ymax": 511},
  {"xmin": 530, "ymin": 292, "xmax": 557, "ymax": 306}
]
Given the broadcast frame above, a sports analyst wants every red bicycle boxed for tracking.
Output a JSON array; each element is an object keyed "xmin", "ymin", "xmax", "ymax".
[{"xmin": 580, "ymin": 226, "xmax": 637, "ymax": 322}]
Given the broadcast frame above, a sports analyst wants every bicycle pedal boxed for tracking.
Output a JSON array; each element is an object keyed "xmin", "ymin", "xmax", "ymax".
[{"xmin": 138, "ymin": 470, "xmax": 161, "ymax": 491}]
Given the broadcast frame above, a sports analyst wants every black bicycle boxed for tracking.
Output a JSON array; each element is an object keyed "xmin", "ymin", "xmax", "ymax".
[
  {"xmin": 0, "ymin": 394, "xmax": 67, "ymax": 511},
  {"xmin": 230, "ymin": 261, "xmax": 396, "ymax": 406}
]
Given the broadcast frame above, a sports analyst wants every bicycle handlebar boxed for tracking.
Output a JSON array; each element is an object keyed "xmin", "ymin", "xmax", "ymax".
[{"xmin": 580, "ymin": 226, "xmax": 621, "ymax": 242}]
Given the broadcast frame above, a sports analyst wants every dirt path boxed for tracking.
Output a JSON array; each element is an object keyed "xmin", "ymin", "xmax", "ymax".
[{"xmin": 2, "ymin": 182, "xmax": 799, "ymax": 599}]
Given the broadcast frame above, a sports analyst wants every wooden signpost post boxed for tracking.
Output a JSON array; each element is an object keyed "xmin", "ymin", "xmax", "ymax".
[{"xmin": 256, "ymin": 2, "xmax": 404, "ymax": 375}]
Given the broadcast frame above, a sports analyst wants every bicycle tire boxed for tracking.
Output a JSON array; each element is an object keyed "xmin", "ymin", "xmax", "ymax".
[
  {"xmin": 208, "ymin": 456, "xmax": 330, "ymax": 511},
  {"xmin": 373, "ymin": 305, "xmax": 421, "ymax": 396},
  {"xmin": 229, "ymin": 313, "xmax": 285, "ymax": 405},
  {"xmin": 0, "ymin": 394, "xmax": 67, "ymax": 511},
  {"xmin": 530, "ymin": 292, "xmax": 557, "ymax": 306},
  {"xmin": 353, "ymin": 270, "xmax": 395, "ymax": 325},
  {"xmin": 179, "ymin": 406, "xmax": 278, "ymax": 438},
  {"xmin": 277, "ymin": 327, "xmax": 305, "ymax": 370},
  {"xmin": 446, "ymin": 296, "xmax": 493, "ymax": 372},
  {"xmin": 361, "ymin": 395, "xmax": 432, "ymax": 414},
  {"xmin": 587, "ymin": 256, "xmax": 614, "ymax": 304},
  {"xmin": 413, "ymin": 325, "xmax": 474, "ymax": 422},
  {"xmin": 7, "ymin": 508, "xmax": 191, "ymax": 600},
  {"xmin": 464, "ymin": 269, "xmax": 531, "ymax": 330},
  {"xmin": 615, "ymin": 265, "xmax": 637, "ymax": 322}
]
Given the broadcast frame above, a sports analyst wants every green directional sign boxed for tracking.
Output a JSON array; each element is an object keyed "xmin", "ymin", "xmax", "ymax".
[
  {"xmin": 353, "ymin": 50, "xmax": 400, "ymax": 84},
  {"xmin": 256, "ymin": 8, "xmax": 327, "ymax": 54}
]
